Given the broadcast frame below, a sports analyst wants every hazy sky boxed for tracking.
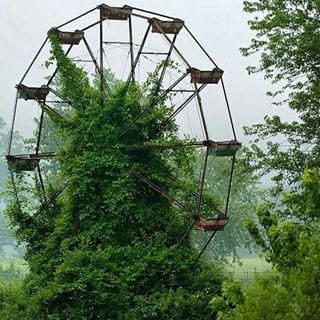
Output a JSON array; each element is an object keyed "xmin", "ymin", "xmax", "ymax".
[{"xmin": 0, "ymin": 0, "xmax": 296, "ymax": 145}]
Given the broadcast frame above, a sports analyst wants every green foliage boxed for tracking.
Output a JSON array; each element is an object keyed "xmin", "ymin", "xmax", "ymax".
[
  {"xmin": 246, "ymin": 169, "xmax": 320, "ymax": 272},
  {"xmin": 210, "ymin": 280, "xmax": 244, "ymax": 319},
  {"xmin": 2, "ymin": 29, "xmax": 227, "ymax": 319},
  {"xmin": 0, "ymin": 262, "xmax": 26, "ymax": 282},
  {"xmin": 0, "ymin": 117, "xmax": 24, "ymax": 257},
  {"xmin": 242, "ymin": 0, "xmax": 320, "ymax": 185},
  {"xmin": 213, "ymin": 169, "xmax": 320, "ymax": 319},
  {"xmin": 0, "ymin": 282, "xmax": 32, "ymax": 320},
  {"xmin": 227, "ymin": 3, "xmax": 320, "ymax": 318},
  {"xmin": 212, "ymin": 275, "xmax": 298, "ymax": 320}
]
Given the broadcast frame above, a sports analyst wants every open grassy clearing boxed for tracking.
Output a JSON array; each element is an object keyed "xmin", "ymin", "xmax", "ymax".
[
  {"xmin": 227, "ymin": 257, "xmax": 271, "ymax": 272},
  {"xmin": 0, "ymin": 259, "xmax": 28, "ymax": 282},
  {"xmin": 225, "ymin": 257, "xmax": 273, "ymax": 283},
  {"xmin": 0, "ymin": 259, "xmax": 28, "ymax": 271}
]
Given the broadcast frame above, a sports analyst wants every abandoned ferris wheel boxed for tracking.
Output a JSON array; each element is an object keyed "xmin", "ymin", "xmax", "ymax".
[{"xmin": 6, "ymin": 4, "xmax": 241, "ymax": 259}]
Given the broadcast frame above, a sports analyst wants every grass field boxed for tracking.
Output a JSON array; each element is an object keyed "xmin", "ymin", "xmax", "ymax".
[
  {"xmin": 0, "ymin": 257, "xmax": 273, "ymax": 283},
  {"xmin": 227, "ymin": 257, "xmax": 271, "ymax": 272},
  {"xmin": 225, "ymin": 256, "xmax": 273, "ymax": 283},
  {"xmin": 0, "ymin": 258, "xmax": 28, "ymax": 281}
]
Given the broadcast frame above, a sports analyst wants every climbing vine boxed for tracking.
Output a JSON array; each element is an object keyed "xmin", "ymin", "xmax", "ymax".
[{"xmin": 2, "ymin": 29, "xmax": 227, "ymax": 319}]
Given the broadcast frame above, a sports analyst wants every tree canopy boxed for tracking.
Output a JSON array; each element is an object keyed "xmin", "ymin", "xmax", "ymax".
[
  {"xmin": 242, "ymin": 0, "xmax": 320, "ymax": 186},
  {"xmin": 208, "ymin": 2, "xmax": 320, "ymax": 318},
  {"xmin": 211, "ymin": 168, "xmax": 320, "ymax": 319}
]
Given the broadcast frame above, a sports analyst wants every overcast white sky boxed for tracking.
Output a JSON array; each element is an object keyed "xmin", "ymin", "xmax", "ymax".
[{"xmin": 0, "ymin": 0, "xmax": 296, "ymax": 145}]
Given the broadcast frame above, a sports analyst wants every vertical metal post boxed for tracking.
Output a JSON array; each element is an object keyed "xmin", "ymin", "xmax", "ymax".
[
  {"xmin": 127, "ymin": 23, "xmax": 151, "ymax": 83},
  {"xmin": 177, "ymin": 147, "xmax": 209, "ymax": 248},
  {"xmin": 194, "ymin": 83, "xmax": 209, "ymax": 140},
  {"xmin": 37, "ymin": 166, "xmax": 47, "ymax": 202},
  {"xmin": 221, "ymin": 78, "xmax": 237, "ymax": 140},
  {"xmin": 196, "ymin": 231, "xmax": 217, "ymax": 261},
  {"xmin": 177, "ymin": 219, "xmax": 196, "ymax": 247},
  {"xmin": 36, "ymin": 110, "xmax": 44, "ymax": 154},
  {"xmin": 155, "ymin": 32, "xmax": 178, "ymax": 96},
  {"xmin": 195, "ymin": 147, "xmax": 209, "ymax": 218},
  {"xmin": 9, "ymin": 169, "xmax": 21, "ymax": 209},
  {"xmin": 83, "ymin": 37, "xmax": 110, "ymax": 92},
  {"xmin": 224, "ymin": 156, "xmax": 236, "ymax": 215},
  {"xmin": 99, "ymin": 8, "xmax": 104, "ymax": 99},
  {"xmin": 83, "ymin": 37, "xmax": 101, "ymax": 74},
  {"xmin": 128, "ymin": 16, "xmax": 135, "ymax": 82},
  {"xmin": 7, "ymin": 90, "xmax": 19, "ymax": 155}
]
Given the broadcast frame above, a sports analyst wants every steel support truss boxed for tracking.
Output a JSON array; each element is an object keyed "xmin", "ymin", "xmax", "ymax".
[{"xmin": 7, "ymin": 3, "xmax": 240, "ymax": 261}]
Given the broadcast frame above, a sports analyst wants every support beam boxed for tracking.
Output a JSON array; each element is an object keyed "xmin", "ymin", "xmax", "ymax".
[
  {"xmin": 56, "ymin": 7, "xmax": 97, "ymax": 29},
  {"xmin": 7, "ymin": 90, "xmax": 19, "ymax": 155},
  {"xmin": 120, "ymin": 71, "xmax": 189, "ymax": 138},
  {"xmin": 127, "ymin": 23, "xmax": 151, "ymax": 83},
  {"xmin": 195, "ymin": 147, "xmax": 209, "ymax": 218},
  {"xmin": 158, "ymin": 83, "xmax": 207, "ymax": 129},
  {"xmin": 47, "ymin": 45, "xmax": 73, "ymax": 86},
  {"xmin": 36, "ymin": 110, "xmax": 44, "ymax": 154},
  {"xmin": 128, "ymin": 16, "xmax": 135, "ymax": 81},
  {"xmin": 19, "ymin": 37, "xmax": 48, "ymax": 84},
  {"xmin": 183, "ymin": 25, "xmax": 219, "ymax": 68},
  {"xmin": 193, "ymin": 82, "xmax": 209, "ymax": 140},
  {"xmin": 127, "ymin": 5, "xmax": 180, "ymax": 21},
  {"xmin": 196, "ymin": 231, "xmax": 217, "ymax": 260},
  {"xmin": 99, "ymin": 7, "xmax": 104, "ymax": 98},
  {"xmin": 132, "ymin": 170, "xmax": 193, "ymax": 214}
]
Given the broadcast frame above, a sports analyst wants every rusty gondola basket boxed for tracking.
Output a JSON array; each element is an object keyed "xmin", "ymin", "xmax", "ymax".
[
  {"xmin": 207, "ymin": 140, "xmax": 241, "ymax": 157},
  {"xmin": 6, "ymin": 154, "xmax": 40, "ymax": 172},
  {"xmin": 17, "ymin": 84, "xmax": 50, "ymax": 101},
  {"xmin": 151, "ymin": 18, "xmax": 184, "ymax": 34},
  {"xmin": 54, "ymin": 29, "xmax": 84, "ymax": 45},
  {"xmin": 99, "ymin": 4, "xmax": 132, "ymax": 20},
  {"xmin": 195, "ymin": 216, "xmax": 229, "ymax": 232},
  {"xmin": 189, "ymin": 67, "xmax": 224, "ymax": 84}
]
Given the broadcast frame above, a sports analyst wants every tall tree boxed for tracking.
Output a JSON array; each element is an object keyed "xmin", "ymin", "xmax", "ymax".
[
  {"xmin": 208, "ymin": 3, "xmax": 320, "ymax": 318},
  {"xmin": 0, "ymin": 118, "xmax": 23, "ymax": 257},
  {"xmin": 211, "ymin": 169, "xmax": 320, "ymax": 320},
  {"xmin": 242, "ymin": 0, "xmax": 320, "ymax": 186}
]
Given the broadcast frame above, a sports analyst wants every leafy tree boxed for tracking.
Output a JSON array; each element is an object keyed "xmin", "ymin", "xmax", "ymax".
[
  {"xmin": 0, "ymin": 118, "xmax": 24, "ymax": 257},
  {"xmin": 242, "ymin": 0, "xmax": 320, "ymax": 186},
  {"xmin": 211, "ymin": 169, "xmax": 320, "ymax": 319},
  {"xmin": 211, "ymin": 276, "xmax": 298, "ymax": 320},
  {"xmin": 3, "ymin": 31, "xmax": 228, "ymax": 319},
  {"xmin": 0, "ymin": 281, "xmax": 32, "ymax": 319},
  {"xmin": 0, "ymin": 118, "xmax": 8, "ymax": 192},
  {"xmin": 217, "ymin": 3, "xmax": 320, "ymax": 318},
  {"xmin": 247, "ymin": 168, "xmax": 320, "ymax": 272}
]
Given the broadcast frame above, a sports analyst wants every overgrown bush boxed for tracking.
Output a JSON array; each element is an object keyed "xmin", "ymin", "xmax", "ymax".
[{"xmin": 2, "ymin": 29, "xmax": 227, "ymax": 319}]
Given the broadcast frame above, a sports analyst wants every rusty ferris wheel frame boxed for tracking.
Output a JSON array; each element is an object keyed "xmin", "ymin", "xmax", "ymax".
[{"xmin": 6, "ymin": 4, "xmax": 241, "ymax": 259}]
